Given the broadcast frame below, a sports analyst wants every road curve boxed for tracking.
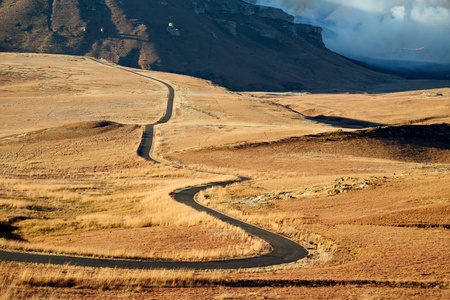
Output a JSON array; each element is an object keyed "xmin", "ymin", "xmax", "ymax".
[{"xmin": 0, "ymin": 58, "xmax": 308, "ymax": 269}]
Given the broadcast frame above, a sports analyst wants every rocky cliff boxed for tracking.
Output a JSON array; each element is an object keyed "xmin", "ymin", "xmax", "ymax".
[{"xmin": 0, "ymin": 0, "xmax": 394, "ymax": 91}]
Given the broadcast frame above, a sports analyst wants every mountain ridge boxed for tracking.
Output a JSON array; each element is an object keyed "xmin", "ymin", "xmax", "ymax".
[{"xmin": 0, "ymin": 0, "xmax": 396, "ymax": 91}]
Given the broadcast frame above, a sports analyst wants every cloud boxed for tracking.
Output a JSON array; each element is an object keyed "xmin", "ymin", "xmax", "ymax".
[
  {"xmin": 252, "ymin": 0, "xmax": 450, "ymax": 68},
  {"xmin": 391, "ymin": 6, "xmax": 406, "ymax": 20}
]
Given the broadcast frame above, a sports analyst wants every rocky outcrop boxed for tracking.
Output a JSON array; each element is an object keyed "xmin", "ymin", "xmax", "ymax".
[
  {"xmin": 256, "ymin": 5, "xmax": 294, "ymax": 22},
  {"xmin": 191, "ymin": 0, "xmax": 293, "ymax": 22},
  {"xmin": 258, "ymin": 29, "xmax": 280, "ymax": 40},
  {"xmin": 215, "ymin": 19, "xmax": 237, "ymax": 37},
  {"xmin": 192, "ymin": 0, "xmax": 323, "ymax": 46}
]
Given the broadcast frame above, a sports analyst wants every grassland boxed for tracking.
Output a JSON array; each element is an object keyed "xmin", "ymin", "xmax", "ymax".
[
  {"xmin": 0, "ymin": 53, "xmax": 268, "ymax": 262},
  {"xmin": 1, "ymin": 52, "xmax": 449, "ymax": 299}
]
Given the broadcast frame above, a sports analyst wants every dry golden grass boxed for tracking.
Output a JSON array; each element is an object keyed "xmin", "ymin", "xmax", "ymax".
[
  {"xmin": 155, "ymin": 75, "xmax": 449, "ymax": 159},
  {"xmin": 1, "ymin": 52, "xmax": 449, "ymax": 298},
  {"xmin": 159, "ymin": 66, "xmax": 449, "ymax": 287},
  {"xmin": 0, "ymin": 53, "xmax": 268, "ymax": 261},
  {"xmin": 0, "ymin": 53, "xmax": 166, "ymax": 137},
  {"xmin": 0, "ymin": 261, "xmax": 448, "ymax": 299},
  {"xmin": 0, "ymin": 261, "xmax": 209, "ymax": 298},
  {"xmin": 197, "ymin": 171, "xmax": 449, "ymax": 279},
  {"xmin": 254, "ymin": 87, "xmax": 450, "ymax": 126},
  {"xmin": 0, "ymin": 120, "xmax": 267, "ymax": 261}
]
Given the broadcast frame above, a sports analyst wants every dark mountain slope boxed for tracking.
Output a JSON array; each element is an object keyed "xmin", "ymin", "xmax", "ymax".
[{"xmin": 0, "ymin": 0, "xmax": 395, "ymax": 91}]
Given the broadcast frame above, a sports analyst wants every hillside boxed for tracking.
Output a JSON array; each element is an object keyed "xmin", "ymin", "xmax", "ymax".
[
  {"xmin": 0, "ymin": 0, "xmax": 395, "ymax": 91},
  {"xmin": 165, "ymin": 124, "xmax": 450, "ymax": 181},
  {"xmin": 234, "ymin": 124, "xmax": 450, "ymax": 164}
]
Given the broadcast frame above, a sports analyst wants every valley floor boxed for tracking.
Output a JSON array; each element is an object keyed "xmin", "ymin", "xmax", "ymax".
[{"xmin": 0, "ymin": 53, "xmax": 449, "ymax": 299}]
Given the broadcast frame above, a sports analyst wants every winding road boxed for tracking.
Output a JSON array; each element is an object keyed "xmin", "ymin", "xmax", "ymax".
[{"xmin": 0, "ymin": 58, "xmax": 308, "ymax": 269}]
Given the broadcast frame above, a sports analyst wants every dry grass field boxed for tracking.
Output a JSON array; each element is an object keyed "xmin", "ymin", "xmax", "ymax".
[
  {"xmin": 0, "ymin": 53, "xmax": 168, "ymax": 137},
  {"xmin": 1, "ymin": 52, "xmax": 449, "ymax": 299},
  {"xmin": 0, "ymin": 53, "xmax": 267, "ymax": 263}
]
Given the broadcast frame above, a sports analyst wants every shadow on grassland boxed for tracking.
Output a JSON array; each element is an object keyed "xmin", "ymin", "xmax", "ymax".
[
  {"xmin": 0, "ymin": 218, "xmax": 26, "ymax": 241},
  {"xmin": 305, "ymin": 115, "xmax": 386, "ymax": 129}
]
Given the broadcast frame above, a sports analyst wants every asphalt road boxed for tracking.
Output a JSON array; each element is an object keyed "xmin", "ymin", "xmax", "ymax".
[{"xmin": 0, "ymin": 58, "xmax": 308, "ymax": 269}]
